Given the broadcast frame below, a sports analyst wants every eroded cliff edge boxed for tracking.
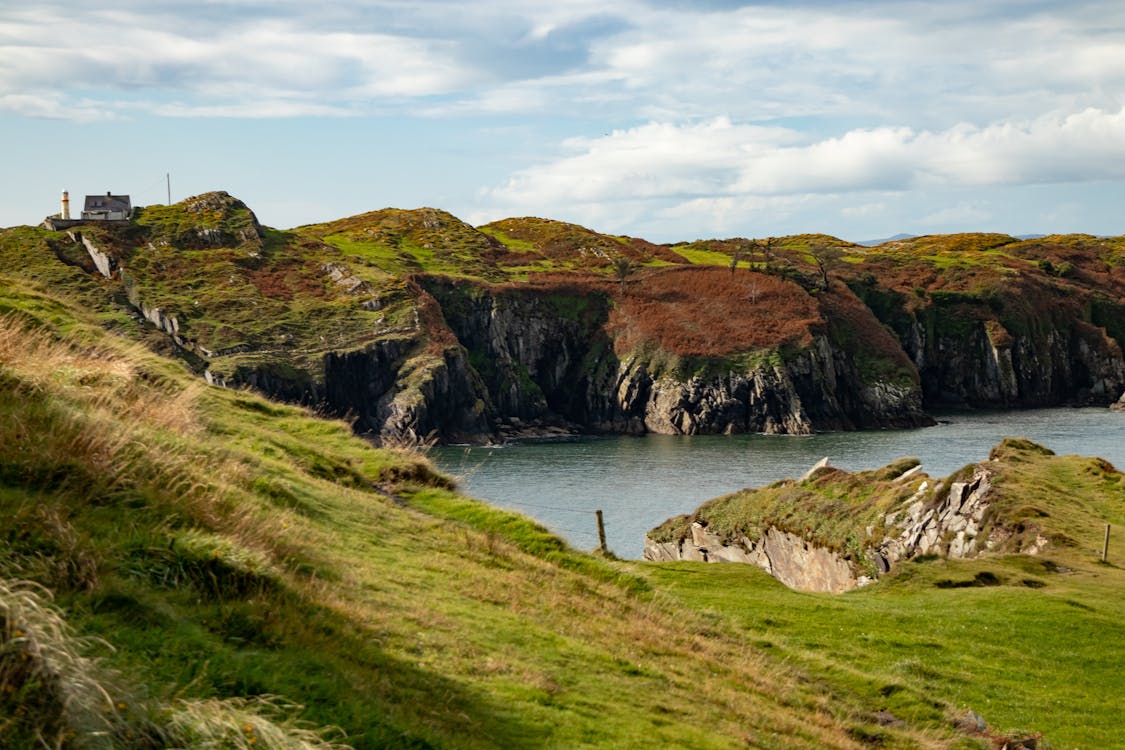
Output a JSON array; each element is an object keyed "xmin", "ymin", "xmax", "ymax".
[
  {"xmin": 643, "ymin": 439, "xmax": 1109, "ymax": 593},
  {"xmin": 25, "ymin": 198, "xmax": 1125, "ymax": 444},
  {"xmin": 413, "ymin": 272, "xmax": 931, "ymax": 441}
]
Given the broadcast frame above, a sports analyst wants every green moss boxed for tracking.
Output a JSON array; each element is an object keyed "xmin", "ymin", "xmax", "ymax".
[
  {"xmin": 477, "ymin": 226, "xmax": 537, "ymax": 253},
  {"xmin": 1089, "ymin": 295, "xmax": 1125, "ymax": 352}
]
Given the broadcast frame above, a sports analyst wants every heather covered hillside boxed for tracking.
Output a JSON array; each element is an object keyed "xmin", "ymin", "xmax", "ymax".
[
  {"xmin": 2, "ymin": 198, "xmax": 1124, "ymax": 748},
  {"xmin": 2, "ymin": 194, "xmax": 1123, "ymax": 445},
  {"xmin": 0, "ymin": 276, "xmax": 989, "ymax": 749}
]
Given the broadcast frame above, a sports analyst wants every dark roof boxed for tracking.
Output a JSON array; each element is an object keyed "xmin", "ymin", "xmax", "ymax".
[{"xmin": 83, "ymin": 193, "xmax": 132, "ymax": 213}]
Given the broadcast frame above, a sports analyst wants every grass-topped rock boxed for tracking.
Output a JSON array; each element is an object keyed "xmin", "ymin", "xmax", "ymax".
[
  {"xmin": 646, "ymin": 438, "xmax": 1125, "ymax": 593},
  {"xmin": 6, "ymin": 195, "xmax": 1124, "ymax": 445},
  {"xmin": 2, "ymin": 243, "xmax": 1124, "ymax": 747}
]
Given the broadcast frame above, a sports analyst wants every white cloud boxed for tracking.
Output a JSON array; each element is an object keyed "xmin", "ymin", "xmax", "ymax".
[
  {"xmin": 5, "ymin": 1, "xmax": 1125, "ymax": 124},
  {"xmin": 1, "ymin": 0, "xmax": 1123, "ymax": 136},
  {"xmin": 483, "ymin": 107, "xmax": 1125, "ymax": 233},
  {"xmin": 490, "ymin": 118, "xmax": 797, "ymax": 203},
  {"xmin": 149, "ymin": 100, "xmax": 355, "ymax": 119},
  {"xmin": 920, "ymin": 202, "xmax": 991, "ymax": 227},
  {"xmin": 0, "ymin": 93, "xmax": 116, "ymax": 122},
  {"xmin": 0, "ymin": 5, "xmax": 477, "ymax": 117}
]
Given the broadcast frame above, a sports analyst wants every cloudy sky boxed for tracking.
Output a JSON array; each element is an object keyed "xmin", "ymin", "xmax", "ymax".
[{"xmin": 3, "ymin": 1, "xmax": 1124, "ymax": 241}]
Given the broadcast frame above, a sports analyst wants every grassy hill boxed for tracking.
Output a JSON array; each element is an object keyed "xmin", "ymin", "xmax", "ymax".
[
  {"xmin": 0, "ymin": 276, "xmax": 985, "ymax": 749},
  {"xmin": 645, "ymin": 438, "xmax": 1125, "ymax": 748},
  {"xmin": 3, "ymin": 274, "xmax": 1122, "ymax": 748},
  {"xmin": 2, "ymin": 200, "xmax": 1124, "ymax": 747}
]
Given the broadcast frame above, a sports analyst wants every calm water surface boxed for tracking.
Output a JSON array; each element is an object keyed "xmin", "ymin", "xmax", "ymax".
[{"xmin": 430, "ymin": 408, "xmax": 1125, "ymax": 559}]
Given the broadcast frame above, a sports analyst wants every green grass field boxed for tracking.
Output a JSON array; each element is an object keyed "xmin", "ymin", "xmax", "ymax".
[
  {"xmin": 645, "ymin": 553, "xmax": 1125, "ymax": 749},
  {"xmin": 2, "ymin": 278, "xmax": 985, "ymax": 749},
  {"xmin": 3, "ymin": 199, "xmax": 1125, "ymax": 749}
]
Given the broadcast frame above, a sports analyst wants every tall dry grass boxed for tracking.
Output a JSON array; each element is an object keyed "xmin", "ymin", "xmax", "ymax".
[
  {"xmin": 0, "ymin": 313, "xmax": 290, "ymax": 578},
  {"xmin": 0, "ymin": 577, "xmax": 354, "ymax": 750},
  {"xmin": 0, "ymin": 313, "xmax": 203, "ymax": 436},
  {"xmin": 610, "ymin": 266, "xmax": 823, "ymax": 358},
  {"xmin": 162, "ymin": 696, "xmax": 352, "ymax": 750},
  {"xmin": 0, "ymin": 578, "xmax": 122, "ymax": 748}
]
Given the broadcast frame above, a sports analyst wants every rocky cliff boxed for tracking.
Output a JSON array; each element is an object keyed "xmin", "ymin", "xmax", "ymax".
[
  {"xmin": 23, "ymin": 199, "xmax": 1125, "ymax": 444},
  {"xmin": 418, "ymin": 274, "xmax": 931, "ymax": 441},
  {"xmin": 897, "ymin": 300, "xmax": 1124, "ymax": 408},
  {"xmin": 848, "ymin": 237, "xmax": 1125, "ymax": 409},
  {"xmin": 644, "ymin": 439, "xmax": 1087, "ymax": 593},
  {"xmin": 645, "ymin": 522, "xmax": 862, "ymax": 593}
]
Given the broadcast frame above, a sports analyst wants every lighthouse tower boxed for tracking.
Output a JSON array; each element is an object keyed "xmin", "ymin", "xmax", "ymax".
[{"xmin": 61, "ymin": 190, "xmax": 70, "ymax": 220}]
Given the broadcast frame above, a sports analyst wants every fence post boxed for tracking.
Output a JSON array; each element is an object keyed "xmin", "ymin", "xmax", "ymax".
[
  {"xmin": 595, "ymin": 510, "xmax": 607, "ymax": 554},
  {"xmin": 1104, "ymin": 524, "xmax": 1111, "ymax": 563}
]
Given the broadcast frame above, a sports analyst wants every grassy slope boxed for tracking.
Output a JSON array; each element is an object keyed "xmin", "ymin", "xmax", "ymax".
[
  {"xmin": 645, "ymin": 440, "xmax": 1125, "ymax": 748},
  {"xmin": 646, "ymin": 553, "xmax": 1125, "ymax": 749},
  {"xmin": 299, "ymin": 208, "xmax": 509, "ymax": 282},
  {"xmin": 125, "ymin": 198, "xmax": 420, "ymax": 374},
  {"xmin": 847, "ymin": 233, "xmax": 1125, "ymax": 352},
  {"xmin": 478, "ymin": 217, "xmax": 684, "ymax": 274},
  {"xmin": 0, "ymin": 276, "xmax": 977, "ymax": 749},
  {"xmin": 3, "ymin": 211, "xmax": 1124, "ymax": 747}
]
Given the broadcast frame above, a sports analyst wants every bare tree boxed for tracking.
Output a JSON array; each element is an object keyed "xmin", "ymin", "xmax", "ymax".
[
  {"xmin": 611, "ymin": 255, "xmax": 639, "ymax": 294},
  {"xmin": 729, "ymin": 245, "xmax": 745, "ymax": 276},
  {"xmin": 753, "ymin": 237, "xmax": 778, "ymax": 273},
  {"xmin": 808, "ymin": 242, "xmax": 845, "ymax": 290}
]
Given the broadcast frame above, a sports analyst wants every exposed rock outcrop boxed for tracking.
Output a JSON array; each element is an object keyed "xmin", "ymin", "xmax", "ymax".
[
  {"xmin": 324, "ymin": 339, "xmax": 492, "ymax": 442},
  {"xmin": 910, "ymin": 318, "xmax": 1125, "ymax": 408},
  {"xmin": 645, "ymin": 522, "xmax": 859, "ymax": 593},
  {"xmin": 420, "ymin": 278, "xmax": 931, "ymax": 441},
  {"xmin": 644, "ymin": 459, "xmax": 1051, "ymax": 593},
  {"xmin": 851, "ymin": 277, "xmax": 1125, "ymax": 409},
  {"xmin": 74, "ymin": 233, "xmax": 116, "ymax": 279},
  {"xmin": 180, "ymin": 191, "xmax": 264, "ymax": 252}
]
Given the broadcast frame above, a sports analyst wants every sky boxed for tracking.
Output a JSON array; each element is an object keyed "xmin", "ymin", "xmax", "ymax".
[{"xmin": 3, "ymin": 0, "xmax": 1125, "ymax": 243}]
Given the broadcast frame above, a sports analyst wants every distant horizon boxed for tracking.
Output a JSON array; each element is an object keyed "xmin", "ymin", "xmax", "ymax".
[
  {"xmin": 16, "ymin": 188, "xmax": 1117, "ymax": 248},
  {"xmin": 5, "ymin": 1, "xmax": 1124, "ymax": 241}
]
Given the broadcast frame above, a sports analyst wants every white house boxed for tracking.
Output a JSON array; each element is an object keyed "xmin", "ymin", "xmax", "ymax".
[{"xmin": 81, "ymin": 192, "xmax": 133, "ymax": 221}]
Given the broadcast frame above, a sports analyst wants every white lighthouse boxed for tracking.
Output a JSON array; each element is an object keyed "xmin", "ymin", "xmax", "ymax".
[{"xmin": 61, "ymin": 190, "xmax": 70, "ymax": 220}]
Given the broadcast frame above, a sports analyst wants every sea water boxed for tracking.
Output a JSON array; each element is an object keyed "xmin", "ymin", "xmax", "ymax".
[{"xmin": 430, "ymin": 408, "xmax": 1125, "ymax": 559}]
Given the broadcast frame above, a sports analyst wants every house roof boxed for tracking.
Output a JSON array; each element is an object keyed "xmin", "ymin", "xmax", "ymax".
[{"xmin": 83, "ymin": 193, "xmax": 132, "ymax": 213}]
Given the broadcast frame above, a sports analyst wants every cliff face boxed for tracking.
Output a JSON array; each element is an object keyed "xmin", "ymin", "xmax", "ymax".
[
  {"xmin": 418, "ymin": 277, "xmax": 931, "ymax": 441},
  {"xmin": 35, "ymin": 200, "xmax": 1124, "ymax": 444},
  {"xmin": 849, "ymin": 251, "xmax": 1125, "ymax": 410},
  {"xmin": 324, "ymin": 340, "xmax": 492, "ymax": 442},
  {"xmin": 614, "ymin": 336, "xmax": 928, "ymax": 436},
  {"xmin": 644, "ymin": 522, "xmax": 861, "ymax": 593},
  {"xmin": 902, "ymin": 311, "xmax": 1125, "ymax": 408},
  {"xmin": 644, "ymin": 444, "xmax": 1072, "ymax": 593}
]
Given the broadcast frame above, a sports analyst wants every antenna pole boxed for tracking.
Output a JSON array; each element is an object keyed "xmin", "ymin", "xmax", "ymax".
[{"xmin": 166, "ymin": 173, "xmax": 171, "ymax": 205}]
